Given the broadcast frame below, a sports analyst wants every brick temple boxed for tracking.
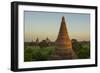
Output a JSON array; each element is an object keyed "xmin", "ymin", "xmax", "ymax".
[{"xmin": 51, "ymin": 16, "xmax": 77, "ymax": 60}]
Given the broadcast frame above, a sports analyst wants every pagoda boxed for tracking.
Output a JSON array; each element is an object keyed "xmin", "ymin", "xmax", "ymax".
[
  {"xmin": 51, "ymin": 16, "xmax": 77, "ymax": 60},
  {"xmin": 56, "ymin": 16, "xmax": 72, "ymax": 49}
]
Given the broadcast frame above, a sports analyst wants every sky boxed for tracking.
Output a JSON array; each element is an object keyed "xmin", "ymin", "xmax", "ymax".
[{"xmin": 24, "ymin": 11, "xmax": 90, "ymax": 42}]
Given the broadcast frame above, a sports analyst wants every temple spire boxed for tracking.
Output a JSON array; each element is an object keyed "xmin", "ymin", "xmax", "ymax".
[
  {"xmin": 56, "ymin": 16, "xmax": 72, "ymax": 49},
  {"xmin": 62, "ymin": 16, "xmax": 65, "ymax": 23},
  {"xmin": 51, "ymin": 16, "xmax": 77, "ymax": 59}
]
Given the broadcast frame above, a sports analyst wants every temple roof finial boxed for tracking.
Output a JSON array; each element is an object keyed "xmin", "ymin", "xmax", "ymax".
[{"xmin": 62, "ymin": 16, "xmax": 65, "ymax": 21}]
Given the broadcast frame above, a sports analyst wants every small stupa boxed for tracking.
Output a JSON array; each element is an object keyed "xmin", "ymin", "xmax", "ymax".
[{"xmin": 51, "ymin": 16, "xmax": 77, "ymax": 60}]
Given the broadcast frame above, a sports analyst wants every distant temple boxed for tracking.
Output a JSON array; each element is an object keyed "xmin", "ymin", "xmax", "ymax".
[{"xmin": 51, "ymin": 16, "xmax": 77, "ymax": 59}]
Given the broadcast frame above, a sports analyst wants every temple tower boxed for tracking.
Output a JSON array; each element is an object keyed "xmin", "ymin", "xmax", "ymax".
[
  {"xmin": 56, "ymin": 16, "xmax": 72, "ymax": 49},
  {"xmin": 51, "ymin": 16, "xmax": 77, "ymax": 60}
]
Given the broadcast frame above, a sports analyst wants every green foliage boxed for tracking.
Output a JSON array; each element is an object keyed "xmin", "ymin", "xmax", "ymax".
[
  {"xmin": 24, "ymin": 46, "xmax": 55, "ymax": 62},
  {"xmin": 77, "ymin": 45, "xmax": 90, "ymax": 59},
  {"xmin": 72, "ymin": 39, "xmax": 90, "ymax": 59},
  {"xmin": 39, "ymin": 40, "xmax": 49, "ymax": 48},
  {"xmin": 72, "ymin": 39, "xmax": 81, "ymax": 55},
  {"xmin": 24, "ymin": 39, "xmax": 90, "ymax": 61},
  {"xmin": 24, "ymin": 47, "xmax": 33, "ymax": 61}
]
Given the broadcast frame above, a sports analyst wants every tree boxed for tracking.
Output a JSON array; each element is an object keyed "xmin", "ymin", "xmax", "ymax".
[
  {"xmin": 24, "ymin": 47, "xmax": 33, "ymax": 61},
  {"xmin": 71, "ymin": 39, "xmax": 81, "ymax": 54},
  {"xmin": 39, "ymin": 40, "xmax": 49, "ymax": 48},
  {"xmin": 71, "ymin": 39, "xmax": 90, "ymax": 59}
]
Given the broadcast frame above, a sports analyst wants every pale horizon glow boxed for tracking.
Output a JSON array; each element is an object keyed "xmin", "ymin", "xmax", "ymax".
[{"xmin": 24, "ymin": 11, "xmax": 90, "ymax": 42}]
